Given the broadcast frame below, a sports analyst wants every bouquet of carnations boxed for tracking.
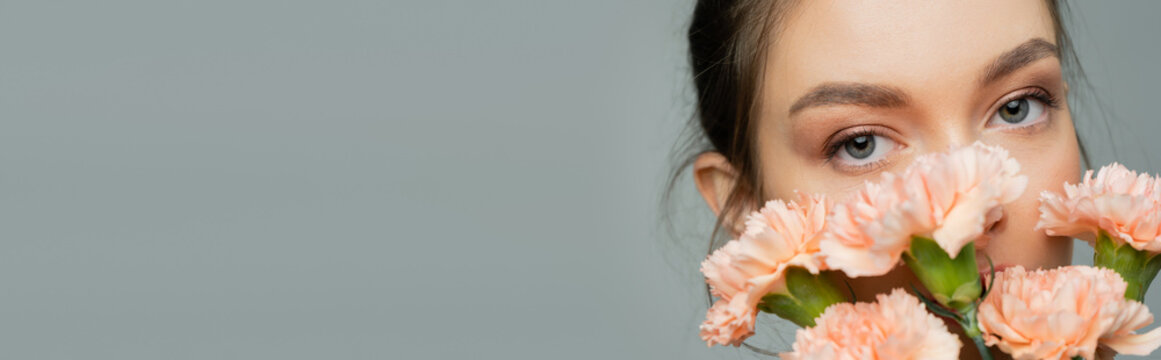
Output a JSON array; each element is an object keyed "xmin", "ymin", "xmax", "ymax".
[{"xmin": 698, "ymin": 142, "xmax": 1161, "ymax": 360}]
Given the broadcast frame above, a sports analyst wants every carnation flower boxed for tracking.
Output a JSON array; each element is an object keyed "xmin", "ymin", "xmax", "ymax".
[
  {"xmin": 1038, "ymin": 163, "xmax": 1161, "ymax": 252},
  {"xmin": 699, "ymin": 279, "xmax": 760, "ymax": 347},
  {"xmin": 780, "ymin": 288, "xmax": 962, "ymax": 360},
  {"xmin": 1038, "ymin": 163, "xmax": 1161, "ymax": 300},
  {"xmin": 903, "ymin": 142, "xmax": 1026, "ymax": 254},
  {"xmin": 735, "ymin": 192, "xmax": 830, "ymax": 279},
  {"xmin": 977, "ymin": 265, "xmax": 1161, "ymax": 360},
  {"xmin": 699, "ymin": 193, "xmax": 834, "ymax": 347},
  {"xmin": 818, "ymin": 173, "xmax": 910, "ymax": 278},
  {"xmin": 821, "ymin": 142, "xmax": 1027, "ymax": 278}
]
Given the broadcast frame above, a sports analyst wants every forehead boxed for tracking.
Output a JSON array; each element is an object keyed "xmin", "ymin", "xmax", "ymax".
[{"xmin": 763, "ymin": 0, "xmax": 1057, "ymax": 117}]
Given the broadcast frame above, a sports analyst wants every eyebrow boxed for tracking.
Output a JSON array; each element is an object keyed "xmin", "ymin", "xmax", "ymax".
[
  {"xmin": 978, "ymin": 38, "xmax": 1058, "ymax": 85},
  {"xmin": 788, "ymin": 83, "xmax": 909, "ymax": 115},
  {"xmin": 787, "ymin": 38, "xmax": 1059, "ymax": 116}
]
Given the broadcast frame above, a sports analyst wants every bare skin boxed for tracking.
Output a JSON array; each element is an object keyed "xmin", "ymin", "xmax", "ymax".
[{"xmin": 693, "ymin": 1, "xmax": 1084, "ymax": 358}]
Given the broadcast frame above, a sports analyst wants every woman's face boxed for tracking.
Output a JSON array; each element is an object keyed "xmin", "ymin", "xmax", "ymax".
[{"xmin": 735, "ymin": 0, "xmax": 1078, "ymax": 300}]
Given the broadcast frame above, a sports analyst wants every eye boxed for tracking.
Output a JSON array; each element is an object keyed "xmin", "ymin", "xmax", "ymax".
[
  {"xmin": 987, "ymin": 90, "xmax": 1057, "ymax": 129},
  {"xmin": 830, "ymin": 132, "xmax": 897, "ymax": 170},
  {"xmin": 843, "ymin": 135, "xmax": 876, "ymax": 159},
  {"xmin": 994, "ymin": 98, "xmax": 1042, "ymax": 124}
]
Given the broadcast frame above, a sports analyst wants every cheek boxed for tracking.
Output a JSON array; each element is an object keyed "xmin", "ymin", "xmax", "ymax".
[
  {"xmin": 758, "ymin": 147, "xmax": 910, "ymax": 204},
  {"xmin": 759, "ymin": 161, "xmax": 875, "ymax": 203},
  {"xmin": 1002, "ymin": 118, "xmax": 1083, "ymax": 229},
  {"xmin": 982, "ymin": 125, "xmax": 1082, "ymax": 268}
]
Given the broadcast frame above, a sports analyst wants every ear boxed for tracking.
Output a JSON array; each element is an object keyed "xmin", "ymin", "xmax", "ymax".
[{"xmin": 692, "ymin": 152, "xmax": 749, "ymax": 237}]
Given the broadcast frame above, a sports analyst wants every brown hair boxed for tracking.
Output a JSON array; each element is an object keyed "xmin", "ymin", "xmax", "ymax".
[
  {"xmin": 676, "ymin": 0, "xmax": 794, "ymax": 257},
  {"xmin": 664, "ymin": 0, "xmax": 1090, "ymax": 353}
]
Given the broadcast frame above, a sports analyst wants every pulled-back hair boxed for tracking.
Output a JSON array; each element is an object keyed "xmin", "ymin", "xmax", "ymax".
[{"xmin": 663, "ymin": 0, "xmax": 1089, "ymax": 353}]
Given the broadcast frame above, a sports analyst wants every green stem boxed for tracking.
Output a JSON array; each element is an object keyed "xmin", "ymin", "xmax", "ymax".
[
  {"xmin": 971, "ymin": 334, "xmax": 994, "ymax": 360},
  {"xmin": 959, "ymin": 305, "xmax": 982, "ymax": 338},
  {"xmin": 958, "ymin": 305, "xmax": 992, "ymax": 360},
  {"xmin": 1093, "ymin": 230, "xmax": 1161, "ymax": 301},
  {"xmin": 912, "ymin": 285, "xmax": 993, "ymax": 360}
]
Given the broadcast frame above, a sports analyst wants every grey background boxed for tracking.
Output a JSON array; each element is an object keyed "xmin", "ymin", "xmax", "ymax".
[{"xmin": 0, "ymin": 1, "xmax": 1157, "ymax": 359}]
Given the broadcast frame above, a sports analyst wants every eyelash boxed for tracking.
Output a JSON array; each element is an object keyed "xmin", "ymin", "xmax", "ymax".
[
  {"xmin": 823, "ymin": 127, "xmax": 887, "ymax": 164},
  {"xmin": 1009, "ymin": 87, "xmax": 1060, "ymax": 111},
  {"xmin": 820, "ymin": 88, "xmax": 1060, "ymax": 169}
]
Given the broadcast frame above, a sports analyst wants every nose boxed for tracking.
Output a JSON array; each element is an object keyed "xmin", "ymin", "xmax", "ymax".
[
  {"xmin": 974, "ymin": 207, "xmax": 1005, "ymax": 249},
  {"xmin": 920, "ymin": 115, "xmax": 980, "ymax": 153}
]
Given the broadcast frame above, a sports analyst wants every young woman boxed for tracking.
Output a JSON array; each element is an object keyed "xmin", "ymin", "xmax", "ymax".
[{"xmin": 676, "ymin": 0, "xmax": 1085, "ymax": 357}]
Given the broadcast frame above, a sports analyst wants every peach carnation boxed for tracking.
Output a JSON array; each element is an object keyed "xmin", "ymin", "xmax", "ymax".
[
  {"xmin": 780, "ymin": 288, "xmax": 962, "ymax": 360},
  {"xmin": 977, "ymin": 265, "xmax": 1161, "ymax": 359},
  {"xmin": 819, "ymin": 173, "xmax": 910, "ymax": 277},
  {"xmin": 1037, "ymin": 163, "xmax": 1161, "ymax": 252},
  {"xmin": 821, "ymin": 142, "xmax": 1027, "ymax": 277},
  {"xmin": 699, "ymin": 193, "xmax": 831, "ymax": 347}
]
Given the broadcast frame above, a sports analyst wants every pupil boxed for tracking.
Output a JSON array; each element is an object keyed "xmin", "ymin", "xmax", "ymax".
[
  {"xmin": 1000, "ymin": 99, "xmax": 1029, "ymax": 123},
  {"xmin": 844, "ymin": 135, "xmax": 875, "ymax": 159}
]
